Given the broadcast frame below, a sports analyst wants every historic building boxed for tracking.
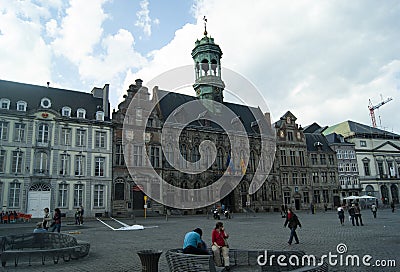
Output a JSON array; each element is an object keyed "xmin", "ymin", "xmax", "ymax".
[
  {"xmin": 323, "ymin": 121, "xmax": 400, "ymax": 205},
  {"xmin": 274, "ymin": 111, "xmax": 310, "ymax": 210},
  {"xmin": 0, "ymin": 80, "xmax": 113, "ymax": 218},
  {"xmin": 324, "ymin": 132, "xmax": 362, "ymax": 202},
  {"xmin": 303, "ymin": 125, "xmax": 340, "ymax": 208},
  {"xmin": 111, "ymin": 31, "xmax": 277, "ymax": 215}
]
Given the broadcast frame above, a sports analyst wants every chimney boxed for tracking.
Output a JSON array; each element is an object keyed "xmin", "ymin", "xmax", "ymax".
[{"xmin": 47, "ymin": 82, "xmax": 50, "ymax": 88}]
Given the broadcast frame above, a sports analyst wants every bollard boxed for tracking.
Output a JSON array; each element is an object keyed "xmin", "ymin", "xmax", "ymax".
[{"xmin": 137, "ymin": 250, "xmax": 162, "ymax": 272}]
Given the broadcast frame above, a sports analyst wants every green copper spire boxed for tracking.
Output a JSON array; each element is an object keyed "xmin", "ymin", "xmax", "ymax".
[{"xmin": 192, "ymin": 17, "xmax": 225, "ymax": 105}]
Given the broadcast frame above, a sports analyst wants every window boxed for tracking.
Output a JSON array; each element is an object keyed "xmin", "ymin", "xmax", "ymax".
[
  {"xmin": 321, "ymin": 172, "xmax": 327, "ymax": 183},
  {"xmin": 338, "ymin": 163, "xmax": 344, "ymax": 172},
  {"xmin": 311, "ymin": 154, "xmax": 318, "ymax": 165},
  {"xmin": 16, "ymin": 101, "xmax": 27, "ymax": 111},
  {"xmin": 203, "ymin": 146, "xmax": 213, "ymax": 169},
  {"xmin": 360, "ymin": 140, "xmax": 367, "ymax": 147},
  {"xmin": 76, "ymin": 129, "xmax": 86, "ymax": 147},
  {"xmin": 77, "ymin": 108, "xmax": 86, "ymax": 119},
  {"xmin": 336, "ymin": 150, "xmax": 342, "ymax": 159},
  {"xmin": 313, "ymin": 190, "xmax": 321, "ymax": 203},
  {"xmin": 290, "ymin": 150, "xmax": 296, "ymax": 166},
  {"xmin": 60, "ymin": 154, "xmax": 70, "ymax": 176},
  {"xmin": 40, "ymin": 97, "xmax": 51, "ymax": 108},
  {"xmin": 192, "ymin": 146, "xmax": 201, "ymax": 169},
  {"xmin": 61, "ymin": 128, "xmax": 71, "ymax": 146},
  {"xmin": 94, "ymin": 157, "xmax": 105, "ymax": 177},
  {"xmin": 345, "ymin": 163, "xmax": 350, "ymax": 172},
  {"xmin": 96, "ymin": 111, "xmax": 104, "ymax": 121},
  {"xmin": 8, "ymin": 182, "xmax": 21, "ymax": 207},
  {"xmin": 12, "ymin": 150, "xmax": 23, "ymax": 173},
  {"xmin": 320, "ymin": 154, "xmax": 326, "ymax": 165},
  {"xmin": 180, "ymin": 144, "xmax": 188, "ymax": 169},
  {"xmin": 377, "ymin": 161, "xmax": 384, "ymax": 177},
  {"xmin": 75, "ymin": 155, "xmax": 85, "ymax": 176},
  {"xmin": 94, "ymin": 184, "xmax": 104, "ymax": 207},
  {"xmin": 299, "ymin": 151, "xmax": 305, "ymax": 166},
  {"xmin": 115, "ymin": 144, "xmax": 125, "ymax": 166},
  {"xmin": 249, "ymin": 150, "xmax": 256, "ymax": 172},
  {"xmin": 150, "ymin": 146, "xmax": 161, "ymax": 168},
  {"xmin": 38, "ymin": 123, "xmax": 49, "ymax": 144},
  {"xmin": 261, "ymin": 184, "xmax": 267, "ymax": 201},
  {"xmin": 280, "ymin": 150, "xmax": 287, "ymax": 165},
  {"xmin": 0, "ymin": 98, "xmax": 10, "ymax": 109},
  {"xmin": 287, "ymin": 131, "xmax": 293, "ymax": 141},
  {"xmin": 58, "ymin": 183, "xmax": 68, "ymax": 207},
  {"xmin": 35, "ymin": 152, "xmax": 48, "ymax": 173},
  {"xmin": 363, "ymin": 161, "xmax": 370, "ymax": 176},
  {"xmin": 95, "ymin": 131, "xmax": 106, "ymax": 148},
  {"xmin": 61, "ymin": 107, "xmax": 71, "ymax": 117},
  {"xmin": 217, "ymin": 148, "xmax": 224, "ymax": 170},
  {"xmin": 328, "ymin": 155, "xmax": 335, "ymax": 165},
  {"xmin": 73, "ymin": 184, "xmax": 83, "ymax": 207},
  {"xmin": 284, "ymin": 191, "xmax": 291, "ymax": 205},
  {"xmin": 165, "ymin": 144, "xmax": 174, "ymax": 168},
  {"xmin": 292, "ymin": 172, "xmax": 298, "ymax": 185},
  {"xmin": 349, "ymin": 150, "xmax": 356, "ymax": 159},
  {"xmin": 0, "ymin": 121, "xmax": 8, "ymax": 141},
  {"xmin": 301, "ymin": 173, "xmax": 307, "ymax": 185},
  {"xmin": 303, "ymin": 192, "xmax": 310, "ymax": 204},
  {"xmin": 329, "ymin": 172, "xmax": 336, "ymax": 183},
  {"xmin": 352, "ymin": 176, "xmax": 359, "ymax": 185},
  {"xmin": 312, "ymin": 172, "xmax": 319, "ymax": 183},
  {"xmin": 136, "ymin": 109, "xmax": 142, "ymax": 125},
  {"xmin": 339, "ymin": 176, "xmax": 345, "ymax": 185},
  {"xmin": 323, "ymin": 190, "xmax": 329, "ymax": 203},
  {"xmin": 14, "ymin": 123, "xmax": 25, "ymax": 142},
  {"xmin": 133, "ymin": 145, "xmax": 143, "ymax": 166},
  {"xmin": 282, "ymin": 173, "xmax": 289, "ymax": 185},
  {"xmin": 271, "ymin": 184, "xmax": 277, "ymax": 201},
  {"xmin": 343, "ymin": 150, "xmax": 349, "ymax": 159},
  {"xmin": 0, "ymin": 150, "xmax": 6, "ymax": 173}
]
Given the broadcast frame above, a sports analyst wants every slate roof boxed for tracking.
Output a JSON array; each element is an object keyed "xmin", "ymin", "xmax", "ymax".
[
  {"xmin": 305, "ymin": 133, "xmax": 335, "ymax": 152},
  {"xmin": 0, "ymin": 79, "xmax": 108, "ymax": 120},
  {"xmin": 324, "ymin": 133, "xmax": 355, "ymax": 146},
  {"xmin": 322, "ymin": 120, "xmax": 400, "ymax": 140},
  {"xmin": 156, "ymin": 89, "xmax": 271, "ymax": 135}
]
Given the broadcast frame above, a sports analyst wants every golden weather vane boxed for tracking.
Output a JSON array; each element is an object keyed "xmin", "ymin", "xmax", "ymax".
[{"xmin": 203, "ymin": 16, "xmax": 208, "ymax": 36}]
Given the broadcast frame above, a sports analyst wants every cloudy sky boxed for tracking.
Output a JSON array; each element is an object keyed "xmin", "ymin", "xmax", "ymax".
[{"xmin": 1, "ymin": 0, "xmax": 399, "ymax": 133}]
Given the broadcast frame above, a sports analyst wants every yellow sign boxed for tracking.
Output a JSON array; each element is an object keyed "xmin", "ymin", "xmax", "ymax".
[{"xmin": 144, "ymin": 196, "xmax": 148, "ymax": 201}]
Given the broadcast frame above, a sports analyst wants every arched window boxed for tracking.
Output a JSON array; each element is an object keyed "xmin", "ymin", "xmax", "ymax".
[
  {"xmin": 217, "ymin": 148, "xmax": 224, "ymax": 170},
  {"xmin": 200, "ymin": 59, "xmax": 209, "ymax": 76},
  {"xmin": 16, "ymin": 101, "xmax": 27, "ymax": 111},
  {"xmin": 381, "ymin": 185, "xmax": 389, "ymax": 204},
  {"xmin": 62, "ymin": 106, "xmax": 71, "ymax": 117},
  {"xmin": 0, "ymin": 98, "xmax": 10, "ymax": 109},
  {"xmin": 210, "ymin": 59, "xmax": 218, "ymax": 76},
  {"xmin": 180, "ymin": 144, "xmax": 188, "ymax": 169},
  {"xmin": 191, "ymin": 146, "xmax": 200, "ymax": 169},
  {"xmin": 35, "ymin": 151, "xmax": 48, "ymax": 174},
  {"xmin": 391, "ymin": 184, "xmax": 399, "ymax": 204},
  {"xmin": 77, "ymin": 108, "xmax": 86, "ymax": 119},
  {"xmin": 271, "ymin": 184, "xmax": 277, "ymax": 201}
]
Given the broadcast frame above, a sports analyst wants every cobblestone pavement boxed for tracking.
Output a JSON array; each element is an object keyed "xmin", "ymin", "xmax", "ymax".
[{"xmin": 0, "ymin": 208, "xmax": 398, "ymax": 272}]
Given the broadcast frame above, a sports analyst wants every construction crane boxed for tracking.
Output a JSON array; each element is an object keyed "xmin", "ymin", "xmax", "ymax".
[{"xmin": 368, "ymin": 96, "xmax": 393, "ymax": 128}]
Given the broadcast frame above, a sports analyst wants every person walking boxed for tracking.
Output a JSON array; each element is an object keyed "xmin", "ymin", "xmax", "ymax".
[
  {"xmin": 51, "ymin": 208, "xmax": 62, "ymax": 233},
  {"xmin": 74, "ymin": 208, "xmax": 81, "ymax": 225},
  {"xmin": 371, "ymin": 204, "xmax": 377, "ymax": 218},
  {"xmin": 284, "ymin": 208, "xmax": 302, "ymax": 245},
  {"xmin": 183, "ymin": 228, "xmax": 208, "ymax": 255},
  {"xmin": 354, "ymin": 203, "xmax": 364, "ymax": 226},
  {"xmin": 79, "ymin": 205, "xmax": 84, "ymax": 225},
  {"xmin": 337, "ymin": 206, "xmax": 345, "ymax": 225},
  {"xmin": 211, "ymin": 222, "xmax": 230, "ymax": 270},
  {"xmin": 348, "ymin": 204, "xmax": 356, "ymax": 226},
  {"xmin": 42, "ymin": 207, "xmax": 51, "ymax": 230},
  {"xmin": 391, "ymin": 201, "xmax": 395, "ymax": 213}
]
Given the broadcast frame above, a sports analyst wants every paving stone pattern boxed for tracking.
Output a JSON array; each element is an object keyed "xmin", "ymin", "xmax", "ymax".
[{"xmin": 0, "ymin": 209, "xmax": 398, "ymax": 272}]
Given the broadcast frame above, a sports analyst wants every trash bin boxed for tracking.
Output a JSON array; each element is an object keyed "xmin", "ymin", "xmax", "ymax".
[{"xmin": 137, "ymin": 250, "xmax": 162, "ymax": 272}]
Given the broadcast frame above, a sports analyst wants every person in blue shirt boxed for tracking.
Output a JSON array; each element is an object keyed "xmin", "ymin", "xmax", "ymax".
[
  {"xmin": 33, "ymin": 222, "xmax": 48, "ymax": 233},
  {"xmin": 183, "ymin": 228, "xmax": 208, "ymax": 255}
]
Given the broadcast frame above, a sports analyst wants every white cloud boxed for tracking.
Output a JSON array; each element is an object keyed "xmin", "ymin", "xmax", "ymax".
[{"xmin": 135, "ymin": 0, "xmax": 158, "ymax": 37}]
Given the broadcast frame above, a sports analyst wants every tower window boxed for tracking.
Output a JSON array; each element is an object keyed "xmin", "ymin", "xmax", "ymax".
[
  {"xmin": 201, "ymin": 59, "xmax": 209, "ymax": 76},
  {"xmin": 211, "ymin": 59, "xmax": 218, "ymax": 76}
]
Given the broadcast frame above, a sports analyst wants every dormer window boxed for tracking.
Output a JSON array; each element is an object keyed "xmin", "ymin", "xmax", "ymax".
[
  {"xmin": 16, "ymin": 101, "xmax": 27, "ymax": 111},
  {"xmin": 40, "ymin": 97, "xmax": 51, "ymax": 109},
  {"xmin": 77, "ymin": 108, "xmax": 86, "ymax": 119},
  {"xmin": 0, "ymin": 98, "xmax": 10, "ymax": 109},
  {"xmin": 62, "ymin": 106, "xmax": 71, "ymax": 117},
  {"xmin": 96, "ymin": 111, "xmax": 104, "ymax": 121}
]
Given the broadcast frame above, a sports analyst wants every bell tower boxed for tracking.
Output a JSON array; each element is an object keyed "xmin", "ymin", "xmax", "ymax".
[{"xmin": 192, "ymin": 17, "xmax": 225, "ymax": 104}]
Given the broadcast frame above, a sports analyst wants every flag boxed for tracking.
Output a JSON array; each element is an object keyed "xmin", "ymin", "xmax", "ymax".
[
  {"xmin": 132, "ymin": 185, "xmax": 144, "ymax": 192},
  {"xmin": 240, "ymin": 157, "xmax": 246, "ymax": 175},
  {"xmin": 226, "ymin": 152, "xmax": 235, "ymax": 175}
]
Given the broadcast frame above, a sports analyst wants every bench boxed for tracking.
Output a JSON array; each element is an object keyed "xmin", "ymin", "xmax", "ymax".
[
  {"xmin": 166, "ymin": 249, "xmax": 328, "ymax": 272},
  {"xmin": 0, "ymin": 232, "xmax": 90, "ymax": 267}
]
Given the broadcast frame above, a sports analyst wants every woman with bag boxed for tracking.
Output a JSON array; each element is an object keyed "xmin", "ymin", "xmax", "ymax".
[{"xmin": 211, "ymin": 222, "xmax": 230, "ymax": 271}]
